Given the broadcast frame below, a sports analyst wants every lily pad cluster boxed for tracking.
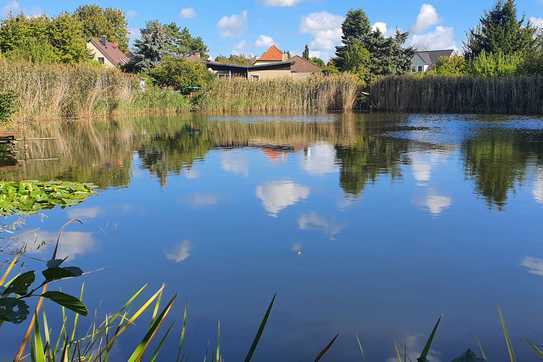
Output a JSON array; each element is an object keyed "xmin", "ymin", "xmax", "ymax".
[{"xmin": 0, "ymin": 181, "xmax": 95, "ymax": 216}]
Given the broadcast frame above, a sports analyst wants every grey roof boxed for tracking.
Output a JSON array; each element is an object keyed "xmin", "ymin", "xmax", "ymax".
[
  {"xmin": 414, "ymin": 49, "xmax": 454, "ymax": 66},
  {"xmin": 206, "ymin": 60, "xmax": 293, "ymax": 71}
]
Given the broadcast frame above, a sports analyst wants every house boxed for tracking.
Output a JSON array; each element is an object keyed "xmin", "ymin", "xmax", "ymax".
[
  {"xmin": 411, "ymin": 49, "xmax": 454, "ymax": 72},
  {"xmin": 87, "ymin": 37, "xmax": 130, "ymax": 68},
  {"xmin": 206, "ymin": 45, "xmax": 321, "ymax": 80}
]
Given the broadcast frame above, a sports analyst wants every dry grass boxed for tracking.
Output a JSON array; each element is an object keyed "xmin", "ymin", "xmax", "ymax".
[
  {"xmin": 370, "ymin": 75, "xmax": 543, "ymax": 114},
  {"xmin": 0, "ymin": 59, "xmax": 190, "ymax": 123},
  {"xmin": 200, "ymin": 74, "xmax": 363, "ymax": 114}
]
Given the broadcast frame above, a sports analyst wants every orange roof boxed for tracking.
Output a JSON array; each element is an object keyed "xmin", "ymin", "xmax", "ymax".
[{"xmin": 257, "ymin": 45, "xmax": 283, "ymax": 61}]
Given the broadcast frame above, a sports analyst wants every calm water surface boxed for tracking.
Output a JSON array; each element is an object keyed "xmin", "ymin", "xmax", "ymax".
[{"xmin": 1, "ymin": 113, "xmax": 543, "ymax": 361}]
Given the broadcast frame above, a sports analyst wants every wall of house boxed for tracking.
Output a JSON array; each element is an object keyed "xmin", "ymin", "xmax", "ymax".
[
  {"xmin": 248, "ymin": 69, "xmax": 293, "ymax": 80},
  {"xmin": 410, "ymin": 56, "xmax": 430, "ymax": 72},
  {"xmin": 291, "ymin": 72, "xmax": 314, "ymax": 79},
  {"xmin": 87, "ymin": 42, "xmax": 115, "ymax": 68}
]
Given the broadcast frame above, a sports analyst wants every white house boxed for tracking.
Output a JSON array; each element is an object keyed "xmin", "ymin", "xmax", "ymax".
[
  {"xmin": 411, "ymin": 50, "xmax": 454, "ymax": 72},
  {"xmin": 87, "ymin": 37, "xmax": 130, "ymax": 68}
]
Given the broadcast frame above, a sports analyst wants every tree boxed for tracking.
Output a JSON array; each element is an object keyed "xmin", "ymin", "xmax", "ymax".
[
  {"xmin": 464, "ymin": 0, "xmax": 536, "ymax": 59},
  {"xmin": 310, "ymin": 57, "xmax": 325, "ymax": 67},
  {"xmin": 6, "ymin": 38, "xmax": 59, "ymax": 63},
  {"xmin": 125, "ymin": 21, "xmax": 208, "ymax": 72},
  {"xmin": 74, "ymin": 4, "xmax": 129, "ymax": 52},
  {"xmin": 302, "ymin": 44, "xmax": 310, "ymax": 60},
  {"xmin": 432, "ymin": 55, "xmax": 467, "ymax": 76},
  {"xmin": 148, "ymin": 56, "xmax": 214, "ymax": 95},
  {"xmin": 215, "ymin": 54, "xmax": 255, "ymax": 66},
  {"xmin": 335, "ymin": 9, "xmax": 371, "ymax": 70},
  {"xmin": 342, "ymin": 39, "xmax": 370, "ymax": 81},
  {"xmin": 48, "ymin": 13, "xmax": 89, "ymax": 63},
  {"xmin": 470, "ymin": 51, "xmax": 524, "ymax": 77}
]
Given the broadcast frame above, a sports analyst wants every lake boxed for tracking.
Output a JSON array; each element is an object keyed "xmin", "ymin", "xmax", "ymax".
[{"xmin": 1, "ymin": 113, "xmax": 543, "ymax": 361}]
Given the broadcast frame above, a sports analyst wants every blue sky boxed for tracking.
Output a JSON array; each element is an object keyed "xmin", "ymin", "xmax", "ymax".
[{"xmin": 1, "ymin": 0, "xmax": 542, "ymax": 59}]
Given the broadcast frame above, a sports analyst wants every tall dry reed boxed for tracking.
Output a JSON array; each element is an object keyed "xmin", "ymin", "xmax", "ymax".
[
  {"xmin": 370, "ymin": 75, "xmax": 543, "ymax": 114},
  {"xmin": 199, "ymin": 74, "xmax": 363, "ymax": 114}
]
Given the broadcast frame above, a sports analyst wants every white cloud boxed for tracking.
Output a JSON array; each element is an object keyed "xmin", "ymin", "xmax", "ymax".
[
  {"xmin": 372, "ymin": 22, "xmax": 388, "ymax": 35},
  {"xmin": 530, "ymin": 17, "xmax": 543, "ymax": 34},
  {"xmin": 11, "ymin": 230, "xmax": 96, "ymax": 260},
  {"xmin": 411, "ymin": 155, "xmax": 432, "ymax": 184},
  {"xmin": 410, "ymin": 26, "xmax": 456, "ymax": 51},
  {"xmin": 262, "ymin": 0, "xmax": 301, "ymax": 7},
  {"xmin": 298, "ymin": 212, "xmax": 343, "ymax": 239},
  {"xmin": 66, "ymin": 207, "xmax": 101, "ymax": 220},
  {"xmin": 2, "ymin": 0, "xmax": 20, "ymax": 17},
  {"xmin": 522, "ymin": 257, "xmax": 543, "ymax": 277},
  {"xmin": 412, "ymin": 4, "xmax": 440, "ymax": 33},
  {"xmin": 255, "ymin": 35, "xmax": 275, "ymax": 48},
  {"xmin": 534, "ymin": 167, "xmax": 543, "ymax": 205},
  {"xmin": 302, "ymin": 143, "xmax": 337, "ymax": 175},
  {"xmin": 256, "ymin": 181, "xmax": 310, "ymax": 216},
  {"xmin": 180, "ymin": 8, "xmax": 196, "ymax": 19},
  {"xmin": 165, "ymin": 240, "xmax": 191, "ymax": 263},
  {"xmin": 217, "ymin": 10, "xmax": 248, "ymax": 37},
  {"xmin": 300, "ymin": 12, "xmax": 344, "ymax": 59},
  {"xmin": 221, "ymin": 151, "xmax": 249, "ymax": 176},
  {"xmin": 424, "ymin": 194, "xmax": 452, "ymax": 215}
]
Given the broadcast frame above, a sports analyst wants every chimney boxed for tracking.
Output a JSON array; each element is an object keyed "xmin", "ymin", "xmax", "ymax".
[{"xmin": 100, "ymin": 36, "xmax": 107, "ymax": 46}]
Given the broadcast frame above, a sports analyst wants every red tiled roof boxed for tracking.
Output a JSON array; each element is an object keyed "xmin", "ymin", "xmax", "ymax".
[
  {"xmin": 90, "ymin": 37, "xmax": 130, "ymax": 66},
  {"xmin": 257, "ymin": 45, "xmax": 284, "ymax": 61}
]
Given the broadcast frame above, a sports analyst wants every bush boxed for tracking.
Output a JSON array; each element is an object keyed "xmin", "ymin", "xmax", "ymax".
[
  {"xmin": 519, "ymin": 53, "xmax": 543, "ymax": 75},
  {"xmin": 148, "ymin": 57, "xmax": 214, "ymax": 95},
  {"xmin": 433, "ymin": 55, "xmax": 467, "ymax": 76},
  {"xmin": 0, "ymin": 91, "xmax": 17, "ymax": 124},
  {"xmin": 470, "ymin": 51, "xmax": 524, "ymax": 77},
  {"xmin": 5, "ymin": 38, "xmax": 60, "ymax": 64}
]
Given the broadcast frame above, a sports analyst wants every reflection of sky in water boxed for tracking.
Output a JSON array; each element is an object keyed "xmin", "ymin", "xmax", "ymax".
[{"xmin": 2, "ymin": 114, "xmax": 543, "ymax": 361}]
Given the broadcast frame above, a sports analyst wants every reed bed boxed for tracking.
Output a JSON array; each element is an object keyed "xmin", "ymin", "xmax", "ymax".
[
  {"xmin": 0, "ymin": 60, "xmax": 190, "ymax": 123},
  {"xmin": 370, "ymin": 75, "xmax": 543, "ymax": 114},
  {"xmin": 199, "ymin": 74, "xmax": 363, "ymax": 114}
]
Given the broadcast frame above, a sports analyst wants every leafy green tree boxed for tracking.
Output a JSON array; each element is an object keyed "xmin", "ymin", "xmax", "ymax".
[
  {"xmin": 464, "ymin": 0, "xmax": 536, "ymax": 59},
  {"xmin": 0, "ymin": 16, "xmax": 50, "ymax": 54},
  {"xmin": 126, "ymin": 21, "xmax": 208, "ymax": 72},
  {"xmin": 148, "ymin": 56, "xmax": 214, "ymax": 95},
  {"xmin": 74, "ymin": 4, "xmax": 129, "ymax": 52},
  {"xmin": 48, "ymin": 13, "xmax": 89, "ymax": 63},
  {"xmin": 310, "ymin": 57, "xmax": 325, "ymax": 67},
  {"xmin": 302, "ymin": 44, "xmax": 310, "ymax": 60},
  {"xmin": 5, "ymin": 38, "xmax": 60, "ymax": 64},
  {"xmin": 470, "ymin": 51, "xmax": 524, "ymax": 77},
  {"xmin": 215, "ymin": 54, "xmax": 255, "ymax": 66},
  {"xmin": 342, "ymin": 39, "xmax": 370, "ymax": 81},
  {"xmin": 433, "ymin": 55, "xmax": 467, "ymax": 76},
  {"xmin": 335, "ymin": 9, "xmax": 371, "ymax": 70}
]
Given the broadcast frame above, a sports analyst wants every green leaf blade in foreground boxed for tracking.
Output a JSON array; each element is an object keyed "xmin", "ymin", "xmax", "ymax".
[
  {"xmin": 498, "ymin": 307, "xmax": 516, "ymax": 362},
  {"xmin": 244, "ymin": 294, "xmax": 276, "ymax": 362},
  {"xmin": 42, "ymin": 267, "xmax": 83, "ymax": 282},
  {"xmin": 3, "ymin": 271, "xmax": 35, "ymax": 296},
  {"xmin": 417, "ymin": 316, "xmax": 442, "ymax": 362},
  {"xmin": 42, "ymin": 291, "xmax": 88, "ymax": 316}
]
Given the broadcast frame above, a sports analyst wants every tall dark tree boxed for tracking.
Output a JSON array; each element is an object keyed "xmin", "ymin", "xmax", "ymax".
[
  {"xmin": 74, "ymin": 5, "xmax": 129, "ymax": 52},
  {"xmin": 334, "ymin": 9, "xmax": 371, "ymax": 70},
  {"xmin": 464, "ymin": 0, "xmax": 536, "ymax": 59},
  {"xmin": 302, "ymin": 44, "xmax": 310, "ymax": 60}
]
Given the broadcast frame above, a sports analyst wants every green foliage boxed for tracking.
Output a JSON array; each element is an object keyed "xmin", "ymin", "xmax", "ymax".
[
  {"xmin": 0, "ymin": 181, "xmax": 95, "ymax": 216},
  {"xmin": 519, "ymin": 52, "xmax": 543, "ymax": 75},
  {"xmin": 0, "ymin": 14, "xmax": 89, "ymax": 64},
  {"xmin": 74, "ymin": 4, "xmax": 129, "ymax": 52},
  {"xmin": 433, "ymin": 55, "xmax": 468, "ymax": 76},
  {"xmin": 310, "ymin": 57, "xmax": 325, "ymax": 68},
  {"xmin": 335, "ymin": 9, "xmax": 371, "ymax": 70},
  {"xmin": 214, "ymin": 54, "xmax": 255, "ymax": 66},
  {"xmin": 126, "ymin": 21, "xmax": 208, "ymax": 72},
  {"xmin": 465, "ymin": 0, "xmax": 537, "ymax": 59},
  {"xmin": 302, "ymin": 44, "xmax": 310, "ymax": 60},
  {"xmin": 343, "ymin": 39, "xmax": 371, "ymax": 82},
  {"xmin": 470, "ymin": 51, "xmax": 524, "ymax": 77},
  {"xmin": 0, "ymin": 91, "xmax": 17, "ymax": 123},
  {"xmin": 148, "ymin": 57, "xmax": 214, "ymax": 95}
]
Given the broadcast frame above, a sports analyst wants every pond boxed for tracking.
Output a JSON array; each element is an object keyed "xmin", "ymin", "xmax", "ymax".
[{"xmin": 1, "ymin": 113, "xmax": 543, "ymax": 361}]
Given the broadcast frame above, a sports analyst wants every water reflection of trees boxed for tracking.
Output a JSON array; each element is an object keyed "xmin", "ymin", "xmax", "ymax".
[{"xmin": 463, "ymin": 129, "xmax": 543, "ymax": 208}]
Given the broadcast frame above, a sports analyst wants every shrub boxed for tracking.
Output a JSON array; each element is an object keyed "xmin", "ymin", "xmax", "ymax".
[
  {"xmin": 148, "ymin": 57, "xmax": 214, "ymax": 95},
  {"xmin": 433, "ymin": 55, "xmax": 468, "ymax": 76},
  {"xmin": 470, "ymin": 51, "xmax": 524, "ymax": 77},
  {"xmin": 519, "ymin": 53, "xmax": 543, "ymax": 75},
  {"xmin": 0, "ymin": 91, "xmax": 17, "ymax": 124}
]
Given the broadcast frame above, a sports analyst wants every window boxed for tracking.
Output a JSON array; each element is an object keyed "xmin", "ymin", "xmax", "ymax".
[
  {"xmin": 417, "ymin": 65, "xmax": 423, "ymax": 72},
  {"xmin": 98, "ymin": 57, "xmax": 105, "ymax": 64}
]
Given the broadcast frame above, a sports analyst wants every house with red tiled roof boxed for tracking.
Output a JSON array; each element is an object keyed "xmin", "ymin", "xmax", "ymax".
[
  {"xmin": 87, "ymin": 37, "xmax": 130, "ymax": 68},
  {"xmin": 207, "ymin": 45, "xmax": 321, "ymax": 80}
]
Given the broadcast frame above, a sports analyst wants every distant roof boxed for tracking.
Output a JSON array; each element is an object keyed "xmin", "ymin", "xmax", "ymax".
[
  {"xmin": 414, "ymin": 49, "xmax": 454, "ymax": 65},
  {"xmin": 289, "ymin": 56, "xmax": 321, "ymax": 73},
  {"xmin": 206, "ymin": 60, "xmax": 293, "ymax": 71},
  {"xmin": 257, "ymin": 45, "xmax": 284, "ymax": 62},
  {"xmin": 89, "ymin": 37, "xmax": 129, "ymax": 66}
]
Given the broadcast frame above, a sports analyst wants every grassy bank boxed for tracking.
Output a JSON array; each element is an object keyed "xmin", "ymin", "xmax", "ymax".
[
  {"xmin": 199, "ymin": 74, "xmax": 363, "ymax": 114},
  {"xmin": 370, "ymin": 75, "xmax": 543, "ymax": 114},
  {"xmin": 0, "ymin": 60, "xmax": 190, "ymax": 123}
]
